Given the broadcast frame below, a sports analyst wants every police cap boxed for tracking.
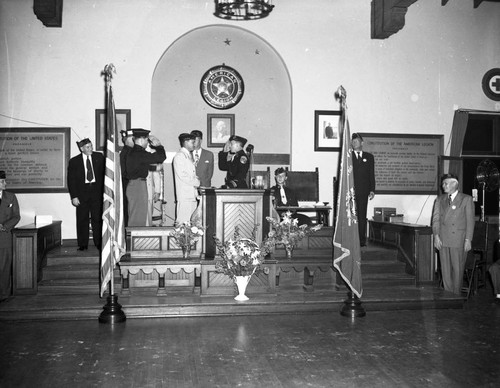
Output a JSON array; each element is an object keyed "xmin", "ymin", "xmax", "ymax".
[
  {"xmin": 77, "ymin": 138, "xmax": 91, "ymax": 148},
  {"xmin": 131, "ymin": 128, "xmax": 150, "ymax": 138}
]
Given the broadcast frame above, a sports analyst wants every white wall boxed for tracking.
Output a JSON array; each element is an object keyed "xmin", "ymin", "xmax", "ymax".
[{"xmin": 1, "ymin": 0, "xmax": 499, "ymax": 239}]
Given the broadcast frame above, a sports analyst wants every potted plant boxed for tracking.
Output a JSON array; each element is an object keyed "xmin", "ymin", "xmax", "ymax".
[{"xmin": 169, "ymin": 221, "xmax": 205, "ymax": 258}]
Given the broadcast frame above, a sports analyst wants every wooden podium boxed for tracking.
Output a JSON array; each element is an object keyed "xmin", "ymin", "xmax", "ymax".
[{"xmin": 199, "ymin": 188, "xmax": 273, "ymax": 259}]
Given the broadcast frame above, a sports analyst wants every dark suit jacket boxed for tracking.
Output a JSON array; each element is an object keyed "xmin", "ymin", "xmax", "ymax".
[
  {"xmin": 195, "ymin": 148, "xmax": 214, "ymax": 187},
  {"xmin": 432, "ymin": 192, "xmax": 475, "ymax": 248},
  {"xmin": 0, "ymin": 191, "xmax": 21, "ymax": 246},
  {"xmin": 352, "ymin": 151, "xmax": 375, "ymax": 197},
  {"xmin": 67, "ymin": 152, "xmax": 105, "ymax": 200},
  {"xmin": 271, "ymin": 185, "xmax": 298, "ymax": 207}
]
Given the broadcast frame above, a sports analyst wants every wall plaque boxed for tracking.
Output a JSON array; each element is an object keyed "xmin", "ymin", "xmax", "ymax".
[
  {"xmin": 0, "ymin": 127, "xmax": 70, "ymax": 193},
  {"xmin": 358, "ymin": 133, "xmax": 443, "ymax": 194}
]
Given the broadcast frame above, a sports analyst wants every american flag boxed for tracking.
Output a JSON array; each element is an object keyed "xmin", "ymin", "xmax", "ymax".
[
  {"xmin": 333, "ymin": 103, "xmax": 363, "ymax": 298},
  {"xmin": 100, "ymin": 84, "xmax": 125, "ymax": 297}
]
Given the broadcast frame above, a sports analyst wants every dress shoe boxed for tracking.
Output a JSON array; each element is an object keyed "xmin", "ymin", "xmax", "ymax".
[{"xmin": 77, "ymin": 246, "xmax": 88, "ymax": 251}]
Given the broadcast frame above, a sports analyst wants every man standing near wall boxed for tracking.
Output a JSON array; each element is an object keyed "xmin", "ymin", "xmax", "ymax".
[
  {"xmin": 173, "ymin": 133, "xmax": 200, "ymax": 224},
  {"xmin": 126, "ymin": 128, "xmax": 166, "ymax": 227},
  {"xmin": 67, "ymin": 138, "xmax": 104, "ymax": 251},
  {"xmin": 432, "ymin": 173, "xmax": 475, "ymax": 295},
  {"xmin": 351, "ymin": 133, "xmax": 375, "ymax": 247},
  {"xmin": 191, "ymin": 130, "xmax": 214, "ymax": 188},
  {"xmin": 0, "ymin": 171, "xmax": 20, "ymax": 302},
  {"xmin": 120, "ymin": 129, "xmax": 134, "ymax": 227},
  {"xmin": 218, "ymin": 135, "xmax": 249, "ymax": 189}
]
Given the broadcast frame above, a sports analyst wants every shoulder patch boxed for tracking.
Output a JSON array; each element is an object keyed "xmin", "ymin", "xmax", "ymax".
[{"xmin": 240, "ymin": 156, "xmax": 248, "ymax": 164}]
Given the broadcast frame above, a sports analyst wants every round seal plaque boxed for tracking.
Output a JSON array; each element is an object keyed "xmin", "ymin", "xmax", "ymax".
[
  {"xmin": 200, "ymin": 64, "xmax": 244, "ymax": 109},
  {"xmin": 482, "ymin": 68, "xmax": 500, "ymax": 102}
]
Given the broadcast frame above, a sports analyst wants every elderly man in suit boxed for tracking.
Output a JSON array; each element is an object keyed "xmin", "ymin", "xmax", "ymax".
[
  {"xmin": 351, "ymin": 133, "xmax": 375, "ymax": 247},
  {"xmin": 190, "ymin": 130, "xmax": 214, "ymax": 188},
  {"xmin": 67, "ymin": 138, "xmax": 105, "ymax": 251},
  {"xmin": 173, "ymin": 133, "xmax": 200, "ymax": 224},
  {"xmin": 0, "ymin": 170, "xmax": 21, "ymax": 302},
  {"xmin": 432, "ymin": 173, "xmax": 475, "ymax": 295}
]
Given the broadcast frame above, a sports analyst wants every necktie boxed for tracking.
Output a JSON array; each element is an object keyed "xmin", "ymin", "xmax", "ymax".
[
  {"xmin": 356, "ymin": 151, "xmax": 361, "ymax": 159},
  {"xmin": 280, "ymin": 186, "xmax": 287, "ymax": 205},
  {"xmin": 86, "ymin": 156, "xmax": 94, "ymax": 182},
  {"xmin": 194, "ymin": 151, "xmax": 199, "ymax": 166},
  {"xmin": 448, "ymin": 194, "xmax": 452, "ymax": 206}
]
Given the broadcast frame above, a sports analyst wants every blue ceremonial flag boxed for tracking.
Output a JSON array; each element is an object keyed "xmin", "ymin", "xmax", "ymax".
[
  {"xmin": 100, "ymin": 83, "xmax": 125, "ymax": 297},
  {"xmin": 333, "ymin": 103, "xmax": 363, "ymax": 298}
]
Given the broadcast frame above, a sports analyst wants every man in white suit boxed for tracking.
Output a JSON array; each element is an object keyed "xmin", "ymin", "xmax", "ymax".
[
  {"xmin": 190, "ymin": 130, "xmax": 214, "ymax": 188},
  {"xmin": 432, "ymin": 173, "xmax": 475, "ymax": 295},
  {"xmin": 173, "ymin": 133, "xmax": 200, "ymax": 224}
]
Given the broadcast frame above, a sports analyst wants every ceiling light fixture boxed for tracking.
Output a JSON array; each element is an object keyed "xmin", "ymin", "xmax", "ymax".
[{"xmin": 214, "ymin": 0, "xmax": 274, "ymax": 21}]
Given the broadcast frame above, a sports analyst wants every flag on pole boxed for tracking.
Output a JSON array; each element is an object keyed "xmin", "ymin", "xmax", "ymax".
[
  {"xmin": 100, "ymin": 83, "xmax": 125, "ymax": 297},
  {"xmin": 333, "ymin": 104, "xmax": 363, "ymax": 298}
]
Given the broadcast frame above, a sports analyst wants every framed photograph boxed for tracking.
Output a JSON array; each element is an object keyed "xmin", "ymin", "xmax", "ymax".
[
  {"xmin": 95, "ymin": 109, "xmax": 131, "ymax": 151},
  {"xmin": 314, "ymin": 110, "xmax": 341, "ymax": 151},
  {"xmin": 207, "ymin": 113, "xmax": 235, "ymax": 148}
]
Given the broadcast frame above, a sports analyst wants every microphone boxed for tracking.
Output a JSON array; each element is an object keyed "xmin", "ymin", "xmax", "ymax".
[{"xmin": 246, "ymin": 144, "xmax": 254, "ymax": 153}]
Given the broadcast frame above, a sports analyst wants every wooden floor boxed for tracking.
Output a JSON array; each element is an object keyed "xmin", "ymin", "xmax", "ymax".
[
  {"xmin": 0, "ymin": 243, "xmax": 464, "ymax": 321},
  {"xmin": 0, "ymin": 286, "xmax": 499, "ymax": 387}
]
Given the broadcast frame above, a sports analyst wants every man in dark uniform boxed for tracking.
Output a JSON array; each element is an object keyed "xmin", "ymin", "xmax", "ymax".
[
  {"xmin": 218, "ymin": 135, "xmax": 249, "ymax": 189},
  {"xmin": 126, "ymin": 128, "xmax": 166, "ymax": 226},
  {"xmin": 351, "ymin": 133, "xmax": 375, "ymax": 247},
  {"xmin": 120, "ymin": 129, "xmax": 134, "ymax": 226},
  {"xmin": 0, "ymin": 170, "xmax": 20, "ymax": 302},
  {"xmin": 67, "ymin": 138, "xmax": 105, "ymax": 251}
]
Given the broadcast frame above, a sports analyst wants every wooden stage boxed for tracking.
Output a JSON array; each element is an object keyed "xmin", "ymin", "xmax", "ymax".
[{"xmin": 0, "ymin": 243, "xmax": 464, "ymax": 322}]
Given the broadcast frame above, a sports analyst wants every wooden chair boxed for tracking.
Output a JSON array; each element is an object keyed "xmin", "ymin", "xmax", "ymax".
[
  {"xmin": 462, "ymin": 221, "xmax": 488, "ymax": 299},
  {"xmin": 285, "ymin": 167, "xmax": 319, "ymax": 202}
]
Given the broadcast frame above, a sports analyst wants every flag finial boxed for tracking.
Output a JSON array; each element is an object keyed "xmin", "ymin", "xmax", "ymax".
[{"xmin": 101, "ymin": 64, "xmax": 116, "ymax": 84}]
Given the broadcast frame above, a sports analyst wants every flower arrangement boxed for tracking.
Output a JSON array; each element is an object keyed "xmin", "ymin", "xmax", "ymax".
[
  {"xmin": 214, "ymin": 227, "xmax": 272, "ymax": 279},
  {"xmin": 170, "ymin": 221, "xmax": 205, "ymax": 250},
  {"xmin": 265, "ymin": 211, "xmax": 323, "ymax": 253}
]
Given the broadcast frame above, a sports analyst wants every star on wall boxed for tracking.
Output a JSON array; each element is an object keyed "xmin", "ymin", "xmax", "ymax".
[
  {"xmin": 255, "ymin": 49, "xmax": 260, "ymax": 55},
  {"xmin": 224, "ymin": 38, "xmax": 231, "ymax": 46}
]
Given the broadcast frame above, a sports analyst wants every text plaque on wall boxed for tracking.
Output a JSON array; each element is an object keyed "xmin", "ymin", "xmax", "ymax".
[
  {"xmin": 358, "ymin": 133, "xmax": 444, "ymax": 194},
  {"xmin": 0, "ymin": 128, "xmax": 70, "ymax": 193}
]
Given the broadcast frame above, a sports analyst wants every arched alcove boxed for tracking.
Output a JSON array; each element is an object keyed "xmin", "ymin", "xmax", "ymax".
[{"xmin": 151, "ymin": 24, "xmax": 292, "ymax": 223}]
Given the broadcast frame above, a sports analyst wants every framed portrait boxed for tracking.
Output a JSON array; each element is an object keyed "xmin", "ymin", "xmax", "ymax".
[
  {"xmin": 95, "ymin": 109, "xmax": 131, "ymax": 151},
  {"xmin": 314, "ymin": 110, "xmax": 341, "ymax": 151},
  {"xmin": 207, "ymin": 113, "xmax": 235, "ymax": 147}
]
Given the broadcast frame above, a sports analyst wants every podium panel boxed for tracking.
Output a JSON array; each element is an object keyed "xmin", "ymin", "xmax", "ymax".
[{"xmin": 200, "ymin": 188, "xmax": 273, "ymax": 259}]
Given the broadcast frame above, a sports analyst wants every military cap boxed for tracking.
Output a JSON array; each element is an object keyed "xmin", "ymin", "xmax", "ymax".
[
  {"xmin": 131, "ymin": 128, "xmax": 150, "ymax": 138},
  {"xmin": 0, "ymin": 170, "xmax": 6, "ymax": 179},
  {"xmin": 120, "ymin": 129, "xmax": 134, "ymax": 137},
  {"xmin": 441, "ymin": 173, "xmax": 459, "ymax": 183},
  {"xmin": 274, "ymin": 167, "xmax": 287, "ymax": 176},
  {"xmin": 352, "ymin": 133, "xmax": 363, "ymax": 141},
  {"xmin": 77, "ymin": 138, "xmax": 91, "ymax": 148},
  {"xmin": 190, "ymin": 130, "xmax": 203, "ymax": 139},
  {"xmin": 230, "ymin": 135, "xmax": 247, "ymax": 146}
]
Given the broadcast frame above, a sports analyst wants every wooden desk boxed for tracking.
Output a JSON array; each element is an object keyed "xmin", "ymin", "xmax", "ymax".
[
  {"xmin": 276, "ymin": 206, "xmax": 331, "ymax": 226},
  {"xmin": 369, "ymin": 220, "xmax": 434, "ymax": 285},
  {"xmin": 12, "ymin": 221, "xmax": 62, "ymax": 295}
]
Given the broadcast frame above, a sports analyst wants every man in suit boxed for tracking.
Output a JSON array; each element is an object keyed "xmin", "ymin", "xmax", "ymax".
[
  {"xmin": 120, "ymin": 129, "xmax": 135, "ymax": 227},
  {"xmin": 0, "ymin": 171, "xmax": 21, "ymax": 302},
  {"xmin": 191, "ymin": 130, "xmax": 214, "ymax": 188},
  {"xmin": 271, "ymin": 167, "xmax": 298, "ymax": 207},
  {"xmin": 68, "ymin": 138, "xmax": 105, "ymax": 251},
  {"xmin": 218, "ymin": 135, "xmax": 249, "ymax": 189},
  {"xmin": 173, "ymin": 133, "xmax": 200, "ymax": 223},
  {"xmin": 432, "ymin": 173, "xmax": 475, "ymax": 295},
  {"xmin": 126, "ymin": 128, "xmax": 166, "ymax": 227},
  {"xmin": 351, "ymin": 133, "xmax": 375, "ymax": 247}
]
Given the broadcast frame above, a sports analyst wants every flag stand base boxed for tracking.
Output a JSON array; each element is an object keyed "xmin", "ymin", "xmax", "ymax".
[
  {"xmin": 340, "ymin": 292, "xmax": 366, "ymax": 318},
  {"xmin": 99, "ymin": 294, "xmax": 126, "ymax": 324}
]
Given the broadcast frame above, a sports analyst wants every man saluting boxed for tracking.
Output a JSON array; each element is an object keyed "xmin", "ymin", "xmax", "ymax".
[{"xmin": 218, "ymin": 135, "xmax": 249, "ymax": 189}]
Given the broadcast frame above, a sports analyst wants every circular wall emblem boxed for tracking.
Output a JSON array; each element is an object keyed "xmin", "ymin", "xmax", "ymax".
[
  {"xmin": 200, "ymin": 64, "xmax": 244, "ymax": 109},
  {"xmin": 482, "ymin": 68, "xmax": 500, "ymax": 101}
]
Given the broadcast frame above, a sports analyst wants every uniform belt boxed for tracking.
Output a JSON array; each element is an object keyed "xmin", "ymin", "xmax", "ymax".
[
  {"xmin": 130, "ymin": 178, "xmax": 147, "ymax": 181},
  {"xmin": 85, "ymin": 182, "xmax": 96, "ymax": 185}
]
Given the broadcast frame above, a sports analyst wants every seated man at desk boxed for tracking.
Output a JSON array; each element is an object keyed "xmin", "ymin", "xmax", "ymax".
[
  {"xmin": 218, "ymin": 135, "xmax": 249, "ymax": 189},
  {"xmin": 271, "ymin": 167, "xmax": 298, "ymax": 207}
]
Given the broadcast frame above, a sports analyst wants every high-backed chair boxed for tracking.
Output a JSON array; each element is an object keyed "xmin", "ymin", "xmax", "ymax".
[
  {"xmin": 462, "ymin": 221, "xmax": 488, "ymax": 299},
  {"xmin": 285, "ymin": 167, "xmax": 319, "ymax": 202}
]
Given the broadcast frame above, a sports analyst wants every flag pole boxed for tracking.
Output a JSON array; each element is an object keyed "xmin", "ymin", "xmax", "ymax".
[
  {"xmin": 99, "ymin": 64, "xmax": 126, "ymax": 324},
  {"xmin": 333, "ymin": 86, "xmax": 366, "ymax": 318}
]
